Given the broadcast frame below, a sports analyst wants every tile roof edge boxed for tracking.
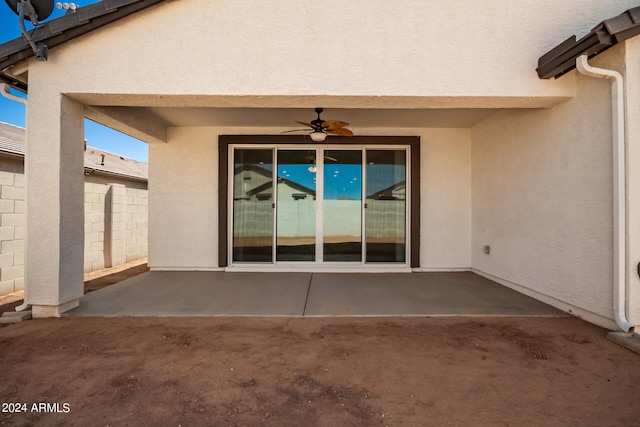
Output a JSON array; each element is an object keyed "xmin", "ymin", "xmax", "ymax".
[{"xmin": 537, "ymin": 6, "xmax": 640, "ymax": 79}]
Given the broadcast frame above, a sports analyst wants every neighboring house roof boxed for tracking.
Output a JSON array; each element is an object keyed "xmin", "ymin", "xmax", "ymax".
[
  {"xmin": 0, "ymin": 0, "xmax": 167, "ymax": 92},
  {"xmin": 274, "ymin": 177, "xmax": 316, "ymax": 198},
  {"xmin": 0, "ymin": 120, "xmax": 25, "ymax": 155},
  {"xmin": 0, "ymin": 121, "xmax": 148, "ymax": 181},
  {"xmin": 84, "ymin": 147, "xmax": 148, "ymax": 181},
  {"xmin": 367, "ymin": 181, "xmax": 406, "ymax": 200},
  {"xmin": 234, "ymin": 165, "xmax": 316, "ymax": 198},
  {"xmin": 537, "ymin": 6, "xmax": 640, "ymax": 79}
]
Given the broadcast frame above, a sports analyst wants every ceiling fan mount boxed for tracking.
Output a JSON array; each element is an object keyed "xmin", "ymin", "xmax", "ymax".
[
  {"xmin": 309, "ymin": 107, "xmax": 327, "ymax": 132},
  {"xmin": 283, "ymin": 108, "xmax": 353, "ymax": 141}
]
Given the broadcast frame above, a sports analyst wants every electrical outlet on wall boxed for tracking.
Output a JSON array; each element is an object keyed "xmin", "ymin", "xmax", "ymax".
[{"xmin": 483, "ymin": 245, "xmax": 491, "ymax": 255}]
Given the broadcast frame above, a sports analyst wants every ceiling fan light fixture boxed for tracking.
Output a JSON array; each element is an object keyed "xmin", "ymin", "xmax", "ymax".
[{"xmin": 309, "ymin": 131, "xmax": 328, "ymax": 142}]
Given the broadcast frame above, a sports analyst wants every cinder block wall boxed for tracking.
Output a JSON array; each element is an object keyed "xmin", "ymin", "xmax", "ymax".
[
  {"xmin": 0, "ymin": 170, "xmax": 24, "ymax": 295},
  {"xmin": 84, "ymin": 182, "xmax": 109, "ymax": 272},
  {"xmin": 125, "ymin": 187, "xmax": 149, "ymax": 263},
  {"xmin": 84, "ymin": 183, "xmax": 149, "ymax": 273},
  {"xmin": 0, "ymin": 179, "xmax": 148, "ymax": 295}
]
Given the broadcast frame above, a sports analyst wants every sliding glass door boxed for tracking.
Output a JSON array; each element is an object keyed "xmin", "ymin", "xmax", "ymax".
[
  {"xmin": 323, "ymin": 150, "xmax": 363, "ymax": 262},
  {"xmin": 232, "ymin": 149, "xmax": 273, "ymax": 262},
  {"xmin": 365, "ymin": 150, "xmax": 406, "ymax": 263},
  {"xmin": 276, "ymin": 150, "xmax": 317, "ymax": 261},
  {"xmin": 230, "ymin": 145, "xmax": 408, "ymax": 266}
]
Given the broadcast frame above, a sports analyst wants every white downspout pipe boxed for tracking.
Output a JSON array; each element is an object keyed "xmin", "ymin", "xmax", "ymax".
[
  {"xmin": 1, "ymin": 83, "xmax": 26, "ymax": 105},
  {"xmin": 576, "ymin": 55, "xmax": 634, "ymax": 332},
  {"xmin": 0, "ymin": 83, "xmax": 30, "ymax": 312}
]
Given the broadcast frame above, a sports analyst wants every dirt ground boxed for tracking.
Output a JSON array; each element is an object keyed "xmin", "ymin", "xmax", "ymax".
[{"xmin": 1, "ymin": 267, "xmax": 639, "ymax": 426}]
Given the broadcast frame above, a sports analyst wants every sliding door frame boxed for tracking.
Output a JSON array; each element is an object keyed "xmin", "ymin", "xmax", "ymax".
[{"xmin": 219, "ymin": 135, "xmax": 420, "ymax": 268}]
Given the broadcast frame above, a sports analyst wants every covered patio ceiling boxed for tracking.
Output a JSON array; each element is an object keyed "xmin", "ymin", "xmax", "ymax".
[
  {"xmin": 142, "ymin": 106, "xmax": 500, "ymax": 128},
  {"xmin": 70, "ymin": 93, "xmax": 564, "ymax": 144},
  {"xmin": 80, "ymin": 103, "xmax": 506, "ymax": 145}
]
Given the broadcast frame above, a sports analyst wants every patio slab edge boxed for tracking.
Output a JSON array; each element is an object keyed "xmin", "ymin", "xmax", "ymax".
[{"xmin": 607, "ymin": 332, "xmax": 640, "ymax": 355}]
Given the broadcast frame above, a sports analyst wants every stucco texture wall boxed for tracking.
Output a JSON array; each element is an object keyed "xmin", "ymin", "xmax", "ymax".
[
  {"xmin": 419, "ymin": 129, "xmax": 471, "ymax": 269},
  {"xmin": 26, "ymin": 0, "xmax": 640, "ymax": 107},
  {"xmin": 149, "ymin": 127, "xmax": 218, "ymax": 270},
  {"xmin": 471, "ymin": 50, "xmax": 619, "ymax": 327},
  {"xmin": 149, "ymin": 127, "xmax": 470, "ymax": 270}
]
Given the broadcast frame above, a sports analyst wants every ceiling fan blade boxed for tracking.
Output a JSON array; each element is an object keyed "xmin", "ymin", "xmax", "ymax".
[
  {"xmin": 327, "ymin": 127, "xmax": 353, "ymax": 136},
  {"xmin": 322, "ymin": 120, "xmax": 350, "ymax": 130},
  {"xmin": 295, "ymin": 121, "xmax": 314, "ymax": 128},
  {"xmin": 281, "ymin": 128, "xmax": 310, "ymax": 133}
]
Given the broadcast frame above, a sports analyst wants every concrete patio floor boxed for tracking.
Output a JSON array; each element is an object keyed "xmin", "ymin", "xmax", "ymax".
[{"xmin": 66, "ymin": 271, "xmax": 566, "ymax": 317}]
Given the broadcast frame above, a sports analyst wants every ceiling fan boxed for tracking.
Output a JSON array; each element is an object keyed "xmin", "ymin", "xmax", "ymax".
[{"xmin": 284, "ymin": 108, "xmax": 353, "ymax": 141}]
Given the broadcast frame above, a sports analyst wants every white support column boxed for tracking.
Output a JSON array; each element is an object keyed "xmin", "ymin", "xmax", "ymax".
[{"xmin": 26, "ymin": 92, "xmax": 85, "ymax": 317}]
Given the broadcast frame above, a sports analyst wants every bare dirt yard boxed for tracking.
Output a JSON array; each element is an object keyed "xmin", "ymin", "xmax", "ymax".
[
  {"xmin": 0, "ymin": 265, "xmax": 639, "ymax": 426},
  {"xmin": 0, "ymin": 316, "xmax": 638, "ymax": 426}
]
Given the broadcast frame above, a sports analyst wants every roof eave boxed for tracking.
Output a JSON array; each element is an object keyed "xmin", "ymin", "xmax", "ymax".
[
  {"xmin": 537, "ymin": 30, "xmax": 612, "ymax": 79},
  {"xmin": 0, "ymin": 0, "xmax": 168, "ymax": 92},
  {"xmin": 537, "ymin": 6, "xmax": 640, "ymax": 79},
  {"xmin": 0, "ymin": 150, "xmax": 24, "ymax": 159},
  {"xmin": 86, "ymin": 167, "xmax": 148, "ymax": 182}
]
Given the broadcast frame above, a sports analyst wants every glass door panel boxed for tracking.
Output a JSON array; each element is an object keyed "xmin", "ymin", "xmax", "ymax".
[
  {"xmin": 365, "ymin": 150, "xmax": 407, "ymax": 262},
  {"xmin": 231, "ymin": 145, "xmax": 409, "ymax": 267},
  {"xmin": 323, "ymin": 150, "xmax": 362, "ymax": 261},
  {"xmin": 232, "ymin": 149, "xmax": 274, "ymax": 262},
  {"xmin": 276, "ymin": 150, "xmax": 317, "ymax": 261}
]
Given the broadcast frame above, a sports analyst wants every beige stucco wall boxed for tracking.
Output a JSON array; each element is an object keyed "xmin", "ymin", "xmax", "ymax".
[
  {"xmin": 24, "ymin": 0, "xmax": 640, "ymax": 108},
  {"xmin": 419, "ymin": 129, "xmax": 471, "ymax": 269},
  {"xmin": 148, "ymin": 127, "xmax": 219, "ymax": 270},
  {"xmin": 149, "ymin": 126, "xmax": 470, "ymax": 270},
  {"xmin": 471, "ymin": 48, "xmax": 622, "ymax": 328}
]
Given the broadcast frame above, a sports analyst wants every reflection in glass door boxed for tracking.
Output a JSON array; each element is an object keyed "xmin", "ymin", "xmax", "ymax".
[
  {"xmin": 323, "ymin": 150, "xmax": 362, "ymax": 261},
  {"xmin": 365, "ymin": 150, "xmax": 406, "ymax": 262},
  {"xmin": 232, "ymin": 149, "xmax": 274, "ymax": 262},
  {"xmin": 276, "ymin": 150, "xmax": 317, "ymax": 261}
]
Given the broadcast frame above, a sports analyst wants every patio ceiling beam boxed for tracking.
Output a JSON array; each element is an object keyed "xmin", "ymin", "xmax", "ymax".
[{"xmin": 85, "ymin": 106, "xmax": 168, "ymax": 144}]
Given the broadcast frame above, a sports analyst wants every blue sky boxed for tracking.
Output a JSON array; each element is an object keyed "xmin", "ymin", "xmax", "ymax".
[{"xmin": 0, "ymin": 1, "xmax": 149, "ymax": 162}]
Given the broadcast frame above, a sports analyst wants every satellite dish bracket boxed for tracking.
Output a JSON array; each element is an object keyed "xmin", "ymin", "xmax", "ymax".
[{"xmin": 15, "ymin": 0, "xmax": 48, "ymax": 61}]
